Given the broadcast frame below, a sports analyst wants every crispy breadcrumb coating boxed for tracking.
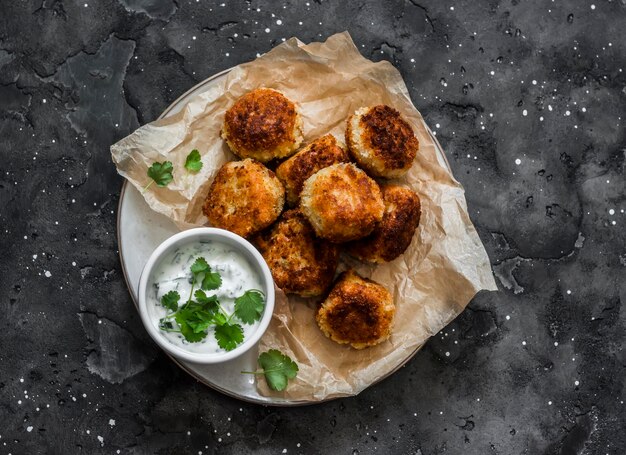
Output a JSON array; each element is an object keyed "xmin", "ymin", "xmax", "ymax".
[
  {"xmin": 316, "ymin": 270, "xmax": 395, "ymax": 349},
  {"xmin": 222, "ymin": 88, "xmax": 303, "ymax": 163},
  {"xmin": 202, "ymin": 158, "xmax": 284, "ymax": 238},
  {"xmin": 300, "ymin": 163, "xmax": 384, "ymax": 243},
  {"xmin": 275, "ymin": 134, "xmax": 350, "ymax": 206},
  {"xmin": 346, "ymin": 185, "xmax": 421, "ymax": 263},
  {"xmin": 346, "ymin": 105, "xmax": 419, "ymax": 178},
  {"xmin": 253, "ymin": 209, "xmax": 340, "ymax": 297}
]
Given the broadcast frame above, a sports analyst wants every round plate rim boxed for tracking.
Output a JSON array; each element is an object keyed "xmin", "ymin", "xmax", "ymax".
[{"xmin": 116, "ymin": 66, "xmax": 448, "ymax": 406}]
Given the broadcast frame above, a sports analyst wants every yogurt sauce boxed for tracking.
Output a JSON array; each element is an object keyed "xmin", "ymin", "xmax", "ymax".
[{"xmin": 147, "ymin": 240, "xmax": 264, "ymax": 354}]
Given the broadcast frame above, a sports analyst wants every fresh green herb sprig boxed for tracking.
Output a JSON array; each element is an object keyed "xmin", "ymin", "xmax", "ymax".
[
  {"xmin": 143, "ymin": 161, "xmax": 174, "ymax": 193},
  {"xmin": 185, "ymin": 149, "xmax": 203, "ymax": 172},
  {"xmin": 241, "ymin": 350, "xmax": 299, "ymax": 391},
  {"xmin": 158, "ymin": 257, "xmax": 266, "ymax": 351},
  {"xmin": 143, "ymin": 149, "xmax": 202, "ymax": 193},
  {"xmin": 160, "ymin": 290, "xmax": 180, "ymax": 312}
]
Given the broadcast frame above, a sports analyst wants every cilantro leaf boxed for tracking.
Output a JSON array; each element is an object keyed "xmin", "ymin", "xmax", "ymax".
[
  {"xmin": 160, "ymin": 290, "xmax": 180, "ymax": 312},
  {"xmin": 194, "ymin": 289, "xmax": 219, "ymax": 312},
  {"xmin": 234, "ymin": 290, "xmax": 265, "ymax": 324},
  {"xmin": 178, "ymin": 319, "xmax": 208, "ymax": 342},
  {"xmin": 174, "ymin": 294, "xmax": 219, "ymax": 338},
  {"xmin": 175, "ymin": 306, "xmax": 211, "ymax": 341},
  {"xmin": 187, "ymin": 317, "xmax": 213, "ymax": 334},
  {"xmin": 214, "ymin": 323, "xmax": 244, "ymax": 351},
  {"xmin": 212, "ymin": 312, "xmax": 228, "ymax": 326},
  {"xmin": 144, "ymin": 161, "xmax": 173, "ymax": 192},
  {"xmin": 201, "ymin": 271, "xmax": 222, "ymax": 291},
  {"xmin": 186, "ymin": 308, "xmax": 217, "ymax": 332},
  {"xmin": 190, "ymin": 257, "xmax": 210, "ymax": 276},
  {"xmin": 190, "ymin": 257, "xmax": 221, "ymax": 290},
  {"xmin": 257, "ymin": 350, "xmax": 299, "ymax": 391},
  {"xmin": 185, "ymin": 149, "xmax": 203, "ymax": 172}
]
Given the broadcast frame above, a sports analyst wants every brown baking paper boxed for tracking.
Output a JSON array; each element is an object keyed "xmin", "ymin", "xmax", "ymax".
[{"xmin": 111, "ymin": 32, "xmax": 497, "ymax": 401}]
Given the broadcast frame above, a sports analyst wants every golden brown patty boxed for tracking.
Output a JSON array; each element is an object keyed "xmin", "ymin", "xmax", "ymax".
[
  {"xmin": 222, "ymin": 88, "xmax": 304, "ymax": 163},
  {"xmin": 346, "ymin": 185, "xmax": 421, "ymax": 263},
  {"xmin": 253, "ymin": 209, "xmax": 340, "ymax": 297},
  {"xmin": 316, "ymin": 270, "xmax": 395, "ymax": 349},
  {"xmin": 300, "ymin": 163, "xmax": 384, "ymax": 243},
  {"xmin": 346, "ymin": 105, "xmax": 419, "ymax": 178},
  {"xmin": 202, "ymin": 158, "xmax": 285, "ymax": 238},
  {"xmin": 275, "ymin": 134, "xmax": 350, "ymax": 206}
]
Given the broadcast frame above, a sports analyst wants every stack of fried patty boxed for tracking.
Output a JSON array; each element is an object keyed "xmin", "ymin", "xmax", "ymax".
[{"xmin": 203, "ymin": 88, "xmax": 422, "ymax": 349}]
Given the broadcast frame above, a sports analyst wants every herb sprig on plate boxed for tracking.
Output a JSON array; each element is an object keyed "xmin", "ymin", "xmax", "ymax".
[
  {"xmin": 143, "ymin": 149, "xmax": 203, "ymax": 192},
  {"xmin": 241, "ymin": 349, "xmax": 299, "ymax": 391},
  {"xmin": 158, "ymin": 257, "xmax": 265, "ymax": 351},
  {"xmin": 184, "ymin": 149, "xmax": 203, "ymax": 172},
  {"xmin": 143, "ymin": 161, "xmax": 174, "ymax": 192}
]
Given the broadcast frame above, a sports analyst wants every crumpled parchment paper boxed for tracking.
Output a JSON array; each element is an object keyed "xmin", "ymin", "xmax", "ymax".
[{"xmin": 111, "ymin": 32, "xmax": 497, "ymax": 401}]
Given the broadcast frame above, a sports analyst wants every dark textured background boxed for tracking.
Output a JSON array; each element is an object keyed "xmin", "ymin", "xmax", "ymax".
[{"xmin": 1, "ymin": 1, "xmax": 625, "ymax": 453}]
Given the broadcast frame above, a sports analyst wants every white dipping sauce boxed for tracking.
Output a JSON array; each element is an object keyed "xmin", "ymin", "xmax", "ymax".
[{"xmin": 147, "ymin": 240, "xmax": 264, "ymax": 354}]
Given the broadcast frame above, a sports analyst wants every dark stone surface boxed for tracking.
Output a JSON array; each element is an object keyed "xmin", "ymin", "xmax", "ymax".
[{"xmin": 0, "ymin": 0, "xmax": 625, "ymax": 453}]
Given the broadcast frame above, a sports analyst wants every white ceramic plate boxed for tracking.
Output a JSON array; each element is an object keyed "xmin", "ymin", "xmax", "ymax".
[{"xmin": 117, "ymin": 68, "xmax": 453, "ymax": 405}]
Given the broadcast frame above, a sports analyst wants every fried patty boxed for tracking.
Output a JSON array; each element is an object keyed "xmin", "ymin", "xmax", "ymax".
[
  {"xmin": 275, "ymin": 134, "xmax": 350, "ymax": 206},
  {"xmin": 253, "ymin": 209, "xmax": 340, "ymax": 297},
  {"xmin": 300, "ymin": 163, "xmax": 384, "ymax": 243},
  {"xmin": 202, "ymin": 158, "xmax": 285, "ymax": 238},
  {"xmin": 346, "ymin": 105, "xmax": 419, "ymax": 178},
  {"xmin": 222, "ymin": 88, "xmax": 304, "ymax": 163},
  {"xmin": 316, "ymin": 270, "xmax": 395, "ymax": 349},
  {"xmin": 346, "ymin": 185, "xmax": 421, "ymax": 263}
]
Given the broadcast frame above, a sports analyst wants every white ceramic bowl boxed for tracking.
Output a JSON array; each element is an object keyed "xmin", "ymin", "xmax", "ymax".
[{"xmin": 137, "ymin": 227, "xmax": 275, "ymax": 364}]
